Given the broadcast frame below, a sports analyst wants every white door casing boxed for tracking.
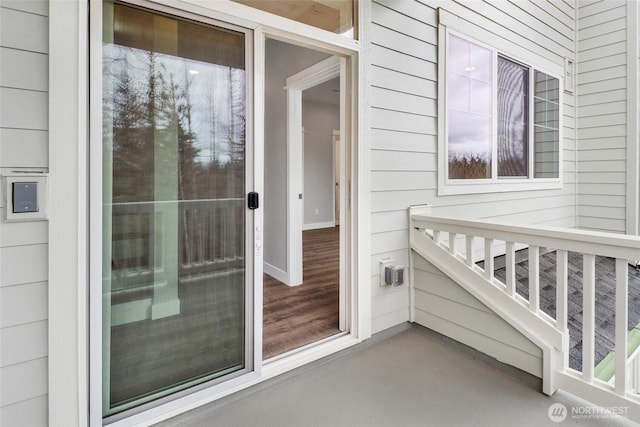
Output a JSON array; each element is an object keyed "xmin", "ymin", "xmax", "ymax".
[{"xmin": 285, "ymin": 56, "xmax": 341, "ymax": 286}]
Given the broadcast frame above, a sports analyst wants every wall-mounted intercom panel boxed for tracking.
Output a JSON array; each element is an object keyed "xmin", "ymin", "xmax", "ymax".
[{"xmin": 3, "ymin": 171, "xmax": 49, "ymax": 222}]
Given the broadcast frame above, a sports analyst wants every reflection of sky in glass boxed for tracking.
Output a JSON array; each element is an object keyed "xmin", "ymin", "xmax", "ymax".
[
  {"xmin": 470, "ymin": 80, "xmax": 491, "ymax": 113},
  {"xmin": 104, "ymin": 44, "xmax": 245, "ymax": 165},
  {"xmin": 449, "ymin": 73, "xmax": 469, "ymax": 111},
  {"xmin": 448, "ymin": 111, "xmax": 492, "ymax": 159},
  {"xmin": 448, "ymin": 35, "xmax": 469, "ymax": 75},
  {"xmin": 447, "ymin": 34, "xmax": 493, "ymax": 161}
]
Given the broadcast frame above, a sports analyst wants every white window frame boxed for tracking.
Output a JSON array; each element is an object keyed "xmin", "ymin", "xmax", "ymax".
[{"xmin": 437, "ymin": 16, "xmax": 564, "ymax": 196}]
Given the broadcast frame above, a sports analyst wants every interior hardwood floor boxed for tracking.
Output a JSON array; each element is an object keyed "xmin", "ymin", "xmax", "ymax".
[{"xmin": 263, "ymin": 226, "xmax": 340, "ymax": 360}]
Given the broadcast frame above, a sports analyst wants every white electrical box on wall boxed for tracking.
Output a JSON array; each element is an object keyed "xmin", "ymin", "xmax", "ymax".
[{"xmin": 3, "ymin": 172, "xmax": 49, "ymax": 222}]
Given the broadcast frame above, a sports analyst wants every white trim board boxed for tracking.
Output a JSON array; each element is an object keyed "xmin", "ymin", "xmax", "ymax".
[
  {"xmin": 285, "ymin": 56, "xmax": 341, "ymax": 286},
  {"xmin": 49, "ymin": 1, "xmax": 89, "ymax": 426},
  {"xmin": 626, "ymin": 0, "xmax": 639, "ymax": 235}
]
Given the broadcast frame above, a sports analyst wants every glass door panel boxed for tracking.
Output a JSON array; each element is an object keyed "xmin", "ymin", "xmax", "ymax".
[{"xmin": 102, "ymin": 2, "xmax": 250, "ymax": 417}]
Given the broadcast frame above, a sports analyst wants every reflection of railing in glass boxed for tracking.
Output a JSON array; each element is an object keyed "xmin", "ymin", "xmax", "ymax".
[
  {"xmin": 179, "ymin": 199, "xmax": 245, "ymax": 276},
  {"xmin": 110, "ymin": 198, "xmax": 245, "ymax": 302}
]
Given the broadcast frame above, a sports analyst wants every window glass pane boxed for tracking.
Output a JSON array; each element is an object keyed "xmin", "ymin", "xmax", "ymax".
[
  {"xmin": 497, "ymin": 57, "xmax": 528, "ymax": 177},
  {"xmin": 448, "ymin": 34, "xmax": 493, "ymax": 180},
  {"xmin": 534, "ymin": 71, "xmax": 560, "ymax": 178},
  {"xmin": 103, "ymin": 3, "xmax": 248, "ymax": 416},
  {"xmin": 448, "ymin": 111, "xmax": 492, "ymax": 179},
  {"xmin": 470, "ymin": 80, "xmax": 492, "ymax": 114},
  {"xmin": 232, "ymin": 0, "xmax": 355, "ymax": 38},
  {"xmin": 449, "ymin": 34, "xmax": 470, "ymax": 75},
  {"xmin": 448, "ymin": 73, "xmax": 470, "ymax": 111},
  {"xmin": 469, "ymin": 45, "xmax": 492, "ymax": 82}
]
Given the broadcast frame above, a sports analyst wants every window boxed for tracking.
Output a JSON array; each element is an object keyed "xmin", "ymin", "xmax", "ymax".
[{"xmin": 443, "ymin": 31, "xmax": 561, "ymax": 192}]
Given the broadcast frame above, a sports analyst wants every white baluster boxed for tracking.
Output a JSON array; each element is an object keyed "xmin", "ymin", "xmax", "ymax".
[
  {"xmin": 466, "ymin": 236, "xmax": 474, "ymax": 266},
  {"xmin": 583, "ymin": 254, "xmax": 596, "ymax": 382},
  {"xmin": 529, "ymin": 245, "xmax": 539, "ymax": 313},
  {"xmin": 635, "ymin": 356, "xmax": 640, "ymax": 394},
  {"xmin": 505, "ymin": 242, "xmax": 516, "ymax": 297},
  {"xmin": 449, "ymin": 233, "xmax": 457, "ymax": 255},
  {"xmin": 556, "ymin": 250, "xmax": 569, "ymax": 369},
  {"xmin": 484, "ymin": 239, "xmax": 494, "ymax": 281},
  {"xmin": 615, "ymin": 258, "xmax": 628, "ymax": 395}
]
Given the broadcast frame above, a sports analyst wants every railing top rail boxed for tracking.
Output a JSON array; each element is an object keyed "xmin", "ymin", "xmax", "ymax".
[{"xmin": 412, "ymin": 213, "xmax": 640, "ymax": 260}]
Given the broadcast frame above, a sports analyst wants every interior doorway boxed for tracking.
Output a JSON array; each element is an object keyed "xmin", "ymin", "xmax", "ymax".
[{"xmin": 262, "ymin": 38, "xmax": 348, "ymax": 359}]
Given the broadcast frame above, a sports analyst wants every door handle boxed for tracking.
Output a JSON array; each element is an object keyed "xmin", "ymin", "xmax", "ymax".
[{"xmin": 248, "ymin": 192, "xmax": 259, "ymax": 210}]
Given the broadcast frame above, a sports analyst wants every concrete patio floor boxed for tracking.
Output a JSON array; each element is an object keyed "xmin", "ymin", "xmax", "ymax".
[{"xmin": 157, "ymin": 324, "xmax": 637, "ymax": 427}]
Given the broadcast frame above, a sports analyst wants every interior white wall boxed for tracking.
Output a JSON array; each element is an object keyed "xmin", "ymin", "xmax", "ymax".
[
  {"xmin": 302, "ymin": 99, "xmax": 339, "ymax": 228},
  {"xmin": 264, "ymin": 39, "xmax": 330, "ymax": 272}
]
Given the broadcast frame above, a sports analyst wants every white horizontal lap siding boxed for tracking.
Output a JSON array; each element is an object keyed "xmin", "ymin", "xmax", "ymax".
[
  {"xmin": 370, "ymin": 0, "xmax": 438, "ymax": 333},
  {"xmin": 576, "ymin": 1, "xmax": 628, "ymax": 234},
  {"xmin": 369, "ymin": 0, "xmax": 575, "ymax": 333},
  {"xmin": 412, "ymin": 254, "xmax": 543, "ymax": 377},
  {"xmin": 0, "ymin": 3, "xmax": 49, "ymax": 427}
]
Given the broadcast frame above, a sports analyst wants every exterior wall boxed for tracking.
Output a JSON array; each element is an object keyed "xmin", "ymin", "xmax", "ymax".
[
  {"xmin": 576, "ymin": 0, "xmax": 637, "ymax": 234},
  {"xmin": 576, "ymin": 0, "xmax": 628, "ymax": 233},
  {"xmin": 369, "ymin": 0, "xmax": 577, "ymax": 334},
  {"xmin": 0, "ymin": 0, "xmax": 627, "ymax": 426},
  {"xmin": 412, "ymin": 253, "xmax": 543, "ymax": 377},
  {"xmin": 0, "ymin": 2, "xmax": 49, "ymax": 426}
]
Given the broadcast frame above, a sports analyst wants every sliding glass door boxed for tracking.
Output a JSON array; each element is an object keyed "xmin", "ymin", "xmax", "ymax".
[{"xmin": 101, "ymin": 2, "xmax": 253, "ymax": 418}]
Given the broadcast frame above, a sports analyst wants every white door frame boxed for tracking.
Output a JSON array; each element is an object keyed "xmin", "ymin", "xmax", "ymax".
[
  {"xmin": 50, "ymin": 0, "xmax": 370, "ymax": 423},
  {"xmin": 284, "ymin": 56, "xmax": 342, "ymax": 286},
  {"xmin": 88, "ymin": 2, "xmax": 261, "ymax": 425}
]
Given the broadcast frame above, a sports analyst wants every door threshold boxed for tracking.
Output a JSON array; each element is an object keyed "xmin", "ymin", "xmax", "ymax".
[
  {"xmin": 264, "ymin": 331, "xmax": 348, "ymax": 364},
  {"xmin": 262, "ymin": 332, "xmax": 359, "ymax": 378}
]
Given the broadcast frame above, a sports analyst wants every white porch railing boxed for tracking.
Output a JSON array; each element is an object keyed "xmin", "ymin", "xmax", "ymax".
[{"xmin": 410, "ymin": 207, "xmax": 640, "ymax": 421}]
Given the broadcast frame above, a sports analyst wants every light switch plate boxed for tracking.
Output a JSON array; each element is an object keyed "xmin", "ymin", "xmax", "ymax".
[
  {"xmin": 13, "ymin": 182, "xmax": 39, "ymax": 213},
  {"xmin": 3, "ymin": 173, "xmax": 48, "ymax": 222}
]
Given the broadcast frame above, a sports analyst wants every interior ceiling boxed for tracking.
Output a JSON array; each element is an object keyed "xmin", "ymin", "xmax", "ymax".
[
  {"xmin": 303, "ymin": 77, "xmax": 340, "ymax": 105},
  {"xmin": 234, "ymin": 0, "xmax": 349, "ymax": 33}
]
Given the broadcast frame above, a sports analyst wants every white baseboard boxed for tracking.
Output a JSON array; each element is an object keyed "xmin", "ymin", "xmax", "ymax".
[
  {"xmin": 302, "ymin": 221, "xmax": 335, "ymax": 231},
  {"xmin": 263, "ymin": 262, "xmax": 290, "ymax": 284}
]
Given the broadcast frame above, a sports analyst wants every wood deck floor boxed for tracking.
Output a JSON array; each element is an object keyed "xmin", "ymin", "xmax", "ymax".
[
  {"xmin": 263, "ymin": 227, "xmax": 341, "ymax": 359},
  {"xmin": 489, "ymin": 250, "xmax": 640, "ymax": 372}
]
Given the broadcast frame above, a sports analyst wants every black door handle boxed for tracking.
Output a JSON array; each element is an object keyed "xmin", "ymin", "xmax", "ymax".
[{"xmin": 248, "ymin": 192, "xmax": 259, "ymax": 210}]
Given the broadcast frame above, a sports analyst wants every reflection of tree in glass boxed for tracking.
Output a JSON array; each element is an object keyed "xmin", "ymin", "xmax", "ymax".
[
  {"xmin": 105, "ymin": 46, "xmax": 246, "ymax": 202},
  {"xmin": 105, "ymin": 45, "xmax": 247, "ymax": 272},
  {"xmin": 449, "ymin": 153, "xmax": 491, "ymax": 179}
]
